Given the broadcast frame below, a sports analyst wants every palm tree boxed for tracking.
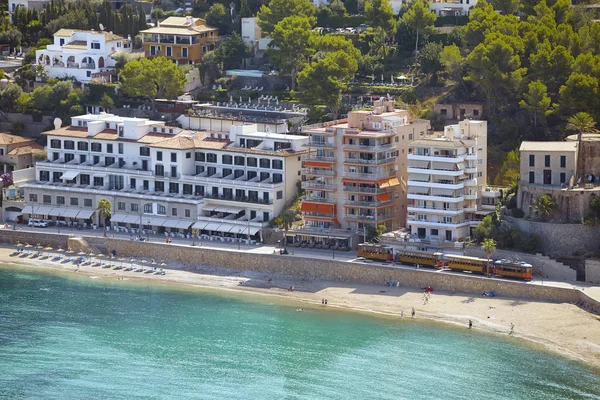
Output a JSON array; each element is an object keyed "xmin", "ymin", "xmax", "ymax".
[
  {"xmin": 533, "ymin": 194, "xmax": 555, "ymax": 221},
  {"xmin": 191, "ymin": 229, "xmax": 198, "ymax": 246},
  {"xmin": 280, "ymin": 210, "xmax": 296, "ymax": 253},
  {"xmin": 566, "ymin": 112, "xmax": 598, "ymax": 182},
  {"xmin": 481, "ymin": 238, "xmax": 497, "ymax": 277},
  {"xmin": 97, "ymin": 199, "xmax": 112, "ymax": 238}
]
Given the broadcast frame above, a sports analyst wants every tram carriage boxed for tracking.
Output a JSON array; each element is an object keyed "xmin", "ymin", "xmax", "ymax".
[
  {"xmin": 493, "ymin": 259, "xmax": 533, "ymax": 280},
  {"xmin": 357, "ymin": 244, "xmax": 394, "ymax": 261}
]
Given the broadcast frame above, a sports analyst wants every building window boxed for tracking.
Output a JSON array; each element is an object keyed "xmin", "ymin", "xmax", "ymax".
[
  {"xmin": 276, "ymin": 190, "xmax": 283, "ymax": 200},
  {"xmin": 529, "ymin": 171, "xmax": 535, "ymax": 184},
  {"xmin": 107, "ymin": 144, "xmax": 113, "ymax": 153},
  {"xmin": 166, "ymin": 46, "xmax": 172, "ymax": 56},
  {"xmin": 64, "ymin": 153, "xmax": 74, "ymax": 163},
  {"xmin": 143, "ymin": 203, "xmax": 152, "ymax": 213},
  {"xmin": 171, "ymin": 152, "xmax": 177, "ymax": 162},
  {"xmin": 118, "ymin": 143, "xmax": 124, "ymax": 154},
  {"xmin": 186, "ymin": 152, "xmax": 191, "ymax": 159},
  {"xmin": 140, "ymin": 147, "xmax": 150, "ymax": 156},
  {"xmin": 185, "ymin": 209, "xmax": 190, "ymax": 218},
  {"xmin": 172, "ymin": 208, "xmax": 177, "ymax": 216},
  {"xmin": 118, "ymin": 202, "xmax": 126, "ymax": 211},
  {"xmin": 91, "ymin": 42, "xmax": 100, "ymax": 49},
  {"xmin": 529, "ymin": 154, "xmax": 535, "ymax": 167},
  {"xmin": 169, "ymin": 182, "xmax": 179, "ymax": 194},
  {"xmin": 77, "ymin": 141, "xmax": 88, "ymax": 151},
  {"xmin": 155, "ymin": 181, "xmax": 165, "ymax": 192},
  {"xmin": 157, "ymin": 205, "xmax": 166, "ymax": 215},
  {"xmin": 64, "ymin": 140, "xmax": 74, "ymax": 150},
  {"xmin": 79, "ymin": 154, "xmax": 87, "ymax": 163},
  {"xmin": 259, "ymin": 159, "xmax": 271, "ymax": 168},
  {"xmin": 183, "ymin": 184, "xmax": 192, "ymax": 195},
  {"xmin": 150, "ymin": 46, "xmax": 156, "ymax": 56},
  {"xmin": 39, "ymin": 171, "xmax": 49, "ymax": 181},
  {"xmin": 560, "ymin": 172, "xmax": 566, "ymax": 183},
  {"xmin": 171, "ymin": 166, "xmax": 177, "ymax": 178},
  {"xmin": 70, "ymin": 197, "xmax": 79, "ymax": 206},
  {"xmin": 53, "ymin": 172, "xmax": 62, "ymax": 182},
  {"xmin": 234, "ymin": 156, "xmax": 244, "ymax": 166},
  {"xmin": 545, "ymin": 155, "xmax": 550, "ymax": 167},
  {"xmin": 222, "ymin": 155, "xmax": 233, "ymax": 164},
  {"xmin": 91, "ymin": 143, "xmax": 102, "ymax": 152},
  {"xmin": 273, "ymin": 173, "xmax": 282, "ymax": 183},
  {"xmin": 247, "ymin": 157, "xmax": 257, "ymax": 167},
  {"xmin": 157, "ymin": 151, "xmax": 163, "ymax": 161},
  {"xmin": 130, "ymin": 178, "xmax": 136, "ymax": 189},
  {"xmin": 206, "ymin": 153, "xmax": 217, "ymax": 163},
  {"xmin": 560, "ymin": 155, "xmax": 566, "ymax": 168},
  {"xmin": 272, "ymin": 160, "xmax": 283, "ymax": 170},
  {"xmin": 50, "ymin": 139, "xmax": 61, "ymax": 149},
  {"xmin": 131, "ymin": 203, "xmax": 139, "ymax": 212},
  {"xmin": 155, "ymin": 165, "xmax": 164, "ymax": 176},
  {"xmin": 182, "ymin": 47, "xmax": 188, "ymax": 58},
  {"xmin": 84, "ymin": 198, "xmax": 92, "ymax": 207},
  {"xmin": 80, "ymin": 174, "xmax": 90, "ymax": 185},
  {"xmin": 473, "ymin": 109, "xmax": 479, "ymax": 116},
  {"xmin": 56, "ymin": 196, "xmax": 65, "ymax": 205},
  {"xmin": 105, "ymin": 156, "xmax": 115, "ymax": 166},
  {"xmin": 29, "ymin": 194, "xmax": 37, "ymax": 202},
  {"xmin": 143, "ymin": 180, "xmax": 149, "ymax": 190},
  {"xmin": 93, "ymin": 177, "xmax": 104, "ymax": 186},
  {"xmin": 43, "ymin": 195, "xmax": 51, "ymax": 204},
  {"xmin": 195, "ymin": 152, "xmax": 205, "ymax": 162},
  {"xmin": 477, "ymin": 171, "xmax": 483, "ymax": 177}
]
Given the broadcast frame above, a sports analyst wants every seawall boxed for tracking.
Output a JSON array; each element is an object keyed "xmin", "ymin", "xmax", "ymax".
[{"xmin": 1, "ymin": 230, "xmax": 599, "ymax": 313}]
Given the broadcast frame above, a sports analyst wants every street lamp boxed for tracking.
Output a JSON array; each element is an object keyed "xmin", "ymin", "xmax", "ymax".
[
  {"xmin": 541, "ymin": 263, "xmax": 545, "ymax": 285},
  {"xmin": 147, "ymin": 220, "xmax": 150, "ymax": 241},
  {"xmin": 238, "ymin": 229, "xmax": 242, "ymax": 250},
  {"xmin": 329, "ymin": 235, "xmax": 335, "ymax": 259}
]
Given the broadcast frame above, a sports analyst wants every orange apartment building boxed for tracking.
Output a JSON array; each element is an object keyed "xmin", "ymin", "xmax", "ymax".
[
  {"xmin": 140, "ymin": 16, "xmax": 218, "ymax": 65},
  {"xmin": 300, "ymin": 98, "xmax": 430, "ymax": 235}
]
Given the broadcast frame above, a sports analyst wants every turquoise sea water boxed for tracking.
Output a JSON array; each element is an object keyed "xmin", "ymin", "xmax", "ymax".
[{"xmin": 0, "ymin": 267, "xmax": 599, "ymax": 400}]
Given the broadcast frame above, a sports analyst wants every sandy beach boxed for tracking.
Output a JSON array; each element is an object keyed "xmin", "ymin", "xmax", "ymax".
[{"xmin": 2, "ymin": 246, "xmax": 599, "ymax": 370}]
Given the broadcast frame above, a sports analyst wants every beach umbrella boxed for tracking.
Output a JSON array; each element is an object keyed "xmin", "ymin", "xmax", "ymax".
[
  {"xmin": 66, "ymin": 248, "xmax": 75, "ymax": 254},
  {"xmin": 159, "ymin": 261, "xmax": 167, "ymax": 267},
  {"xmin": 15, "ymin": 241, "xmax": 21, "ymax": 247},
  {"xmin": 88, "ymin": 252, "xmax": 95, "ymax": 257},
  {"xmin": 151, "ymin": 259, "xmax": 157, "ymax": 266},
  {"xmin": 56, "ymin": 248, "xmax": 64, "ymax": 252},
  {"xmin": 24, "ymin": 243, "xmax": 32, "ymax": 248},
  {"xmin": 96, "ymin": 253, "xmax": 105, "ymax": 258},
  {"xmin": 36, "ymin": 244, "xmax": 43, "ymax": 249},
  {"xmin": 43, "ymin": 246, "xmax": 53, "ymax": 251}
]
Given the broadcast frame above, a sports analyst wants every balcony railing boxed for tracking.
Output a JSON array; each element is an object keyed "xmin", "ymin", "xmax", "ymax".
[
  {"xmin": 342, "ymin": 143, "xmax": 394, "ymax": 151},
  {"xmin": 302, "ymin": 168, "xmax": 336, "ymax": 176},
  {"xmin": 343, "ymin": 157, "xmax": 396, "ymax": 165},
  {"xmin": 342, "ymin": 185, "xmax": 393, "ymax": 194},
  {"xmin": 345, "ymin": 200, "xmax": 393, "ymax": 208},
  {"xmin": 343, "ymin": 171, "xmax": 395, "ymax": 180},
  {"xmin": 345, "ymin": 214, "xmax": 393, "ymax": 222},
  {"xmin": 303, "ymin": 212, "xmax": 336, "ymax": 218},
  {"xmin": 180, "ymin": 173, "xmax": 283, "ymax": 188},
  {"xmin": 302, "ymin": 155, "xmax": 336, "ymax": 162},
  {"xmin": 301, "ymin": 182, "xmax": 336, "ymax": 190},
  {"xmin": 301, "ymin": 196, "xmax": 335, "ymax": 203},
  {"xmin": 203, "ymin": 194, "xmax": 273, "ymax": 205},
  {"xmin": 302, "ymin": 141, "xmax": 335, "ymax": 148}
]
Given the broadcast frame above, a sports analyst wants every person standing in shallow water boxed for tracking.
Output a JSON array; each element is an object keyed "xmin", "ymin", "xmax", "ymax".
[
  {"xmin": 468, "ymin": 320, "xmax": 473, "ymax": 329},
  {"xmin": 411, "ymin": 308, "xmax": 415, "ymax": 317}
]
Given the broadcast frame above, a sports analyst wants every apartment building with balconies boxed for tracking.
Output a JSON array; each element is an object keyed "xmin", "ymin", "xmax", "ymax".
[
  {"xmin": 141, "ymin": 16, "xmax": 218, "ymax": 65},
  {"xmin": 35, "ymin": 29, "xmax": 131, "ymax": 83},
  {"xmin": 406, "ymin": 119, "xmax": 496, "ymax": 242},
  {"xmin": 299, "ymin": 98, "xmax": 430, "ymax": 235},
  {"xmin": 22, "ymin": 114, "xmax": 306, "ymax": 238}
]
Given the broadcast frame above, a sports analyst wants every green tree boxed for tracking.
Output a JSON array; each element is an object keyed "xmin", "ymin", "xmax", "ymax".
[
  {"xmin": 280, "ymin": 210, "xmax": 296, "ymax": 252},
  {"xmin": 519, "ymin": 81, "xmax": 551, "ymax": 130},
  {"xmin": 440, "ymin": 44, "xmax": 467, "ymax": 91},
  {"xmin": 559, "ymin": 73, "xmax": 600, "ymax": 122},
  {"xmin": 566, "ymin": 112, "xmax": 598, "ymax": 180},
  {"xmin": 530, "ymin": 44, "xmax": 574, "ymax": 99},
  {"xmin": 31, "ymin": 85, "xmax": 54, "ymax": 111},
  {"xmin": 493, "ymin": 149, "xmax": 520, "ymax": 189},
  {"xmin": 481, "ymin": 238, "xmax": 497, "ymax": 277},
  {"xmin": 533, "ymin": 194, "xmax": 555, "ymax": 221},
  {"xmin": 490, "ymin": 0, "xmax": 519, "ymax": 15},
  {"xmin": 215, "ymin": 32, "xmax": 249, "ymax": 70},
  {"xmin": 310, "ymin": 32, "xmax": 361, "ymax": 61},
  {"xmin": 297, "ymin": 50, "xmax": 358, "ymax": 119},
  {"xmin": 119, "ymin": 57, "xmax": 186, "ymax": 111},
  {"xmin": 270, "ymin": 16, "xmax": 314, "ymax": 90},
  {"xmin": 150, "ymin": 7, "xmax": 164, "ymax": 25},
  {"xmin": 402, "ymin": 0, "xmax": 436, "ymax": 60},
  {"xmin": 97, "ymin": 198, "xmax": 112, "ymax": 238},
  {"xmin": 99, "ymin": 93, "xmax": 115, "ymax": 112},
  {"xmin": 240, "ymin": 0, "xmax": 252, "ymax": 18},
  {"xmin": 0, "ymin": 84, "xmax": 24, "ymax": 112},
  {"xmin": 589, "ymin": 196, "xmax": 600, "ymax": 219},
  {"xmin": 257, "ymin": 0, "xmax": 316, "ymax": 36},
  {"xmin": 419, "ymin": 42, "xmax": 443, "ymax": 79},
  {"xmin": 366, "ymin": 224, "xmax": 386, "ymax": 242},
  {"xmin": 206, "ymin": 3, "xmax": 231, "ymax": 34},
  {"xmin": 365, "ymin": 0, "xmax": 396, "ymax": 33}
]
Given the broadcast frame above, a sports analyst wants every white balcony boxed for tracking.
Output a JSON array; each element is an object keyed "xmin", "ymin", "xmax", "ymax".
[
  {"xmin": 406, "ymin": 218, "xmax": 472, "ymax": 228},
  {"xmin": 342, "ymin": 143, "xmax": 394, "ymax": 151},
  {"xmin": 464, "ymin": 193, "xmax": 477, "ymax": 200},
  {"xmin": 464, "ymin": 153, "xmax": 477, "ymax": 160},
  {"xmin": 180, "ymin": 174, "xmax": 283, "ymax": 188},
  {"xmin": 301, "ymin": 182, "xmax": 336, "ymax": 190},
  {"xmin": 408, "ymin": 154, "xmax": 464, "ymax": 163},
  {"xmin": 301, "ymin": 196, "xmax": 335, "ymax": 204},
  {"xmin": 407, "ymin": 167, "xmax": 463, "ymax": 176},
  {"xmin": 408, "ymin": 180, "xmax": 464, "ymax": 190},
  {"xmin": 464, "ymin": 179, "xmax": 478, "ymax": 187},
  {"xmin": 302, "ymin": 168, "xmax": 335, "ymax": 176},
  {"xmin": 37, "ymin": 161, "xmax": 153, "ymax": 176},
  {"xmin": 407, "ymin": 193, "xmax": 465, "ymax": 203},
  {"xmin": 344, "ymin": 157, "xmax": 396, "ymax": 165},
  {"xmin": 343, "ymin": 171, "xmax": 395, "ymax": 180},
  {"xmin": 345, "ymin": 200, "xmax": 394, "ymax": 208},
  {"xmin": 407, "ymin": 206, "xmax": 463, "ymax": 215}
]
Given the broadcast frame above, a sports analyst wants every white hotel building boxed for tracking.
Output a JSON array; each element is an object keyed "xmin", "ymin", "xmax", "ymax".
[
  {"xmin": 22, "ymin": 114, "xmax": 307, "ymax": 238},
  {"xmin": 406, "ymin": 119, "xmax": 499, "ymax": 242}
]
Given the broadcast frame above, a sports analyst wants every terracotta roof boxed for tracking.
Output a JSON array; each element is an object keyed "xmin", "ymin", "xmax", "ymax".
[
  {"xmin": 53, "ymin": 29, "xmax": 125, "ymax": 42},
  {"xmin": 0, "ymin": 133, "xmax": 35, "ymax": 145},
  {"xmin": 150, "ymin": 136, "xmax": 196, "ymax": 150},
  {"xmin": 141, "ymin": 25, "xmax": 217, "ymax": 36},
  {"xmin": 160, "ymin": 16, "xmax": 206, "ymax": 26},
  {"xmin": 42, "ymin": 126, "xmax": 88, "ymax": 138},
  {"xmin": 93, "ymin": 129, "xmax": 118, "ymax": 140},
  {"xmin": 137, "ymin": 133, "xmax": 174, "ymax": 144},
  {"xmin": 7, "ymin": 143, "xmax": 44, "ymax": 155}
]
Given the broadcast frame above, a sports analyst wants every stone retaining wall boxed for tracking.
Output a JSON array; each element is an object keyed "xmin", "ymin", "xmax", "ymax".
[{"xmin": 0, "ymin": 230, "xmax": 71, "ymax": 249}]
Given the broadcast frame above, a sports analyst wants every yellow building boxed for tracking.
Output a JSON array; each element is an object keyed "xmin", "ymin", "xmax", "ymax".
[{"xmin": 140, "ymin": 16, "xmax": 218, "ymax": 65}]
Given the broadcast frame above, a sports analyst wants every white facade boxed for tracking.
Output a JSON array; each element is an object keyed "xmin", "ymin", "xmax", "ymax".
[
  {"xmin": 240, "ymin": 17, "xmax": 273, "ymax": 51},
  {"xmin": 406, "ymin": 119, "xmax": 496, "ymax": 242},
  {"xmin": 35, "ymin": 29, "xmax": 131, "ymax": 84},
  {"xmin": 387, "ymin": 0, "xmax": 476, "ymax": 16},
  {"xmin": 23, "ymin": 114, "xmax": 307, "ymax": 239},
  {"xmin": 8, "ymin": 0, "xmax": 50, "ymax": 23}
]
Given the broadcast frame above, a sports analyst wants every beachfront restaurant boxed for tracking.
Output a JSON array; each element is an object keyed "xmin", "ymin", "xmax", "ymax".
[{"xmin": 284, "ymin": 228, "xmax": 356, "ymax": 250}]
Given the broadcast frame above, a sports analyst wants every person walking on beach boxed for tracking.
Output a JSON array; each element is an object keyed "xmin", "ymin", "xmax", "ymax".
[
  {"xmin": 468, "ymin": 320, "xmax": 473, "ymax": 329},
  {"xmin": 509, "ymin": 323, "xmax": 514, "ymax": 335},
  {"xmin": 400, "ymin": 311, "xmax": 404, "ymax": 318},
  {"xmin": 411, "ymin": 307, "xmax": 415, "ymax": 318}
]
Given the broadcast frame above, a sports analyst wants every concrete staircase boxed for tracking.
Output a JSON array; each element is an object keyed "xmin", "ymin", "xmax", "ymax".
[{"xmin": 67, "ymin": 237, "xmax": 105, "ymax": 255}]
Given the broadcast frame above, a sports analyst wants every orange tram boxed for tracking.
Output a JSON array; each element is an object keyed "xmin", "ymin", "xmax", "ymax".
[{"xmin": 357, "ymin": 244, "xmax": 532, "ymax": 280}]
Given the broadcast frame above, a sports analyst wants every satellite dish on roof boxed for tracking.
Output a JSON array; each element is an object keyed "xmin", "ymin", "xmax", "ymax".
[{"xmin": 99, "ymin": 23, "xmax": 105, "ymax": 31}]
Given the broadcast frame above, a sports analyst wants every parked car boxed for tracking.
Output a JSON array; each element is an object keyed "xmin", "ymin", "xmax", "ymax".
[{"xmin": 32, "ymin": 220, "xmax": 48, "ymax": 228}]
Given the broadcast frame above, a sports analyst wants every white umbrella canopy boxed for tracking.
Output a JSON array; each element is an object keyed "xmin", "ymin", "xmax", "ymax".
[
  {"xmin": 35, "ymin": 244, "xmax": 43, "ymax": 249},
  {"xmin": 56, "ymin": 248, "xmax": 65, "ymax": 253},
  {"xmin": 43, "ymin": 246, "xmax": 53, "ymax": 251},
  {"xmin": 24, "ymin": 244, "xmax": 33, "ymax": 248}
]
